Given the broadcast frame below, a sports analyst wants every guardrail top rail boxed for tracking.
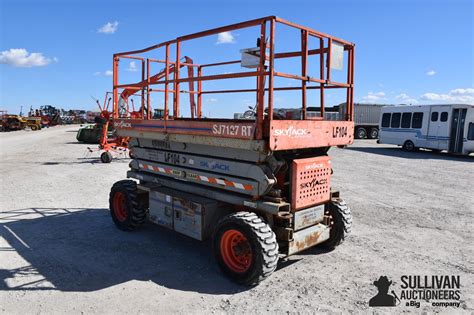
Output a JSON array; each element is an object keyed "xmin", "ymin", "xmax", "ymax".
[{"xmin": 112, "ymin": 16, "xmax": 355, "ymax": 149}]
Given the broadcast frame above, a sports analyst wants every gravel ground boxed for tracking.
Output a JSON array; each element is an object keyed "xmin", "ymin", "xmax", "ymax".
[{"xmin": 0, "ymin": 125, "xmax": 473, "ymax": 314}]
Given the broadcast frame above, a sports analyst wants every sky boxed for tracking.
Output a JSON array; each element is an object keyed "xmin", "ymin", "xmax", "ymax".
[{"xmin": 0, "ymin": 0, "xmax": 473, "ymax": 117}]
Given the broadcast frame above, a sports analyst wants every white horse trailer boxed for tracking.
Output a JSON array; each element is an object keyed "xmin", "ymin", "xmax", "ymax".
[{"xmin": 378, "ymin": 104, "xmax": 474, "ymax": 155}]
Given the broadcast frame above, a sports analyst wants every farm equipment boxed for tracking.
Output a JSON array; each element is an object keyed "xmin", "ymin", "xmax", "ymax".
[
  {"xmin": 25, "ymin": 117, "xmax": 42, "ymax": 130},
  {"xmin": 80, "ymin": 92, "xmax": 131, "ymax": 162},
  {"xmin": 76, "ymin": 124, "xmax": 111, "ymax": 144},
  {"xmin": 88, "ymin": 55, "xmax": 197, "ymax": 163},
  {"xmin": 29, "ymin": 105, "xmax": 62, "ymax": 127},
  {"xmin": 0, "ymin": 114, "xmax": 27, "ymax": 131},
  {"xmin": 77, "ymin": 93, "xmax": 114, "ymax": 144},
  {"xmin": 108, "ymin": 16, "xmax": 355, "ymax": 285},
  {"xmin": 40, "ymin": 105, "xmax": 62, "ymax": 126}
]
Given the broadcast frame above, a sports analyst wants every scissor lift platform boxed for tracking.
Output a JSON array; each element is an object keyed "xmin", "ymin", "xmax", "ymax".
[{"xmin": 108, "ymin": 16, "xmax": 354, "ymax": 285}]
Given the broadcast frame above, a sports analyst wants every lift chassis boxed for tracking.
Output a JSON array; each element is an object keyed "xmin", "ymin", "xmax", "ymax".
[{"xmin": 108, "ymin": 16, "xmax": 355, "ymax": 285}]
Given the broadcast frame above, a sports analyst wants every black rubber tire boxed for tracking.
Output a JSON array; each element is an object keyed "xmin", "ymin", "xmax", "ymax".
[
  {"xmin": 355, "ymin": 127, "xmax": 367, "ymax": 139},
  {"xmin": 322, "ymin": 198, "xmax": 352, "ymax": 249},
  {"xmin": 402, "ymin": 140, "xmax": 416, "ymax": 152},
  {"xmin": 368, "ymin": 127, "xmax": 378, "ymax": 139},
  {"xmin": 101, "ymin": 151, "xmax": 113, "ymax": 163},
  {"xmin": 431, "ymin": 149, "xmax": 442, "ymax": 153},
  {"xmin": 213, "ymin": 212, "xmax": 279, "ymax": 286},
  {"xmin": 128, "ymin": 150, "xmax": 135, "ymax": 159},
  {"xmin": 109, "ymin": 180, "xmax": 147, "ymax": 231}
]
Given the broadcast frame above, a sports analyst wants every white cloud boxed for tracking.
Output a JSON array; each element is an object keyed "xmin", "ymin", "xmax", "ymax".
[
  {"xmin": 395, "ymin": 93, "xmax": 418, "ymax": 104},
  {"xmin": 426, "ymin": 69, "xmax": 436, "ymax": 76},
  {"xmin": 205, "ymin": 97, "xmax": 218, "ymax": 103},
  {"xmin": 451, "ymin": 88, "xmax": 474, "ymax": 95},
  {"xmin": 216, "ymin": 31, "xmax": 235, "ymax": 44},
  {"xmin": 396, "ymin": 93, "xmax": 409, "ymax": 99},
  {"xmin": 0, "ymin": 48, "xmax": 55, "ymax": 67},
  {"xmin": 420, "ymin": 88, "xmax": 474, "ymax": 103},
  {"xmin": 98, "ymin": 21, "xmax": 119, "ymax": 34},
  {"xmin": 360, "ymin": 91, "xmax": 386, "ymax": 103},
  {"xmin": 93, "ymin": 70, "xmax": 113, "ymax": 76},
  {"xmin": 127, "ymin": 61, "xmax": 138, "ymax": 72}
]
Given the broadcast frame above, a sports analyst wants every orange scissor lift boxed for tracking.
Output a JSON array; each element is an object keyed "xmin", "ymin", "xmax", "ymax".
[{"xmin": 109, "ymin": 16, "xmax": 355, "ymax": 285}]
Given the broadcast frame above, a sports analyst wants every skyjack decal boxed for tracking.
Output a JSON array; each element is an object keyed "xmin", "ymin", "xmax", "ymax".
[
  {"xmin": 114, "ymin": 120, "xmax": 132, "ymax": 128},
  {"xmin": 305, "ymin": 163, "xmax": 324, "ymax": 170},
  {"xmin": 274, "ymin": 127, "xmax": 310, "ymax": 137},
  {"xmin": 300, "ymin": 178, "xmax": 328, "ymax": 189}
]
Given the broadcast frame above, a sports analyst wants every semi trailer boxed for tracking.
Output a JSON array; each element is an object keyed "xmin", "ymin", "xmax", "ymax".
[
  {"xmin": 107, "ymin": 16, "xmax": 355, "ymax": 285},
  {"xmin": 306, "ymin": 103, "xmax": 386, "ymax": 139},
  {"xmin": 339, "ymin": 103, "xmax": 386, "ymax": 139}
]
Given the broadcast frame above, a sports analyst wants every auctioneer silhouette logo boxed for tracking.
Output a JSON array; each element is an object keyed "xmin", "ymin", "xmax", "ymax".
[{"xmin": 369, "ymin": 276, "xmax": 397, "ymax": 307}]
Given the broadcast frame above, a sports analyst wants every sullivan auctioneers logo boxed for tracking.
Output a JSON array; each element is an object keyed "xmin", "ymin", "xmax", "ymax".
[{"xmin": 369, "ymin": 275, "xmax": 462, "ymax": 308}]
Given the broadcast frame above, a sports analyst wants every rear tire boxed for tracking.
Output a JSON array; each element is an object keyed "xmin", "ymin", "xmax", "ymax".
[
  {"xmin": 101, "ymin": 151, "xmax": 113, "ymax": 163},
  {"xmin": 402, "ymin": 140, "xmax": 416, "ymax": 152},
  {"xmin": 368, "ymin": 127, "xmax": 378, "ymax": 139},
  {"xmin": 355, "ymin": 127, "xmax": 367, "ymax": 139},
  {"xmin": 109, "ymin": 180, "xmax": 147, "ymax": 231},
  {"xmin": 213, "ymin": 212, "xmax": 279, "ymax": 286},
  {"xmin": 322, "ymin": 198, "xmax": 352, "ymax": 249}
]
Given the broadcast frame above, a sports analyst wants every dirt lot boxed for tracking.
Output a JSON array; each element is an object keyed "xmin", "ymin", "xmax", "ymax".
[{"xmin": 1, "ymin": 125, "xmax": 473, "ymax": 314}]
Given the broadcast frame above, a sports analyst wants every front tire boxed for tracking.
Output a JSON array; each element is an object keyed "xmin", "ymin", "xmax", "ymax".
[
  {"xmin": 402, "ymin": 140, "xmax": 416, "ymax": 152},
  {"xmin": 109, "ymin": 180, "xmax": 147, "ymax": 231},
  {"xmin": 213, "ymin": 212, "xmax": 279, "ymax": 286},
  {"xmin": 355, "ymin": 127, "xmax": 367, "ymax": 139},
  {"xmin": 322, "ymin": 199, "xmax": 352, "ymax": 249},
  {"xmin": 101, "ymin": 151, "xmax": 113, "ymax": 163}
]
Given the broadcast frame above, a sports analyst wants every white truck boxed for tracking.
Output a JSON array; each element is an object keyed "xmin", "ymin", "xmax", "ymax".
[{"xmin": 378, "ymin": 104, "xmax": 474, "ymax": 155}]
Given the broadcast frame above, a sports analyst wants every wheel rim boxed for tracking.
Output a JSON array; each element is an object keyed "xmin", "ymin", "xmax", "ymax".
[
  {"xmin": 112, "ymin": 191, "xmax": 128, "ymax": 222},
  {"xmin": 220, "ymin": 229, "xmax": 252, "ymax": 273},
  {"xmin": 358, "ymin": 129, "xmax": 366, "ymax": 138},
  {"xmin": 406, "ymin": 142, "xmax": 414, "ymax": 150}
]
